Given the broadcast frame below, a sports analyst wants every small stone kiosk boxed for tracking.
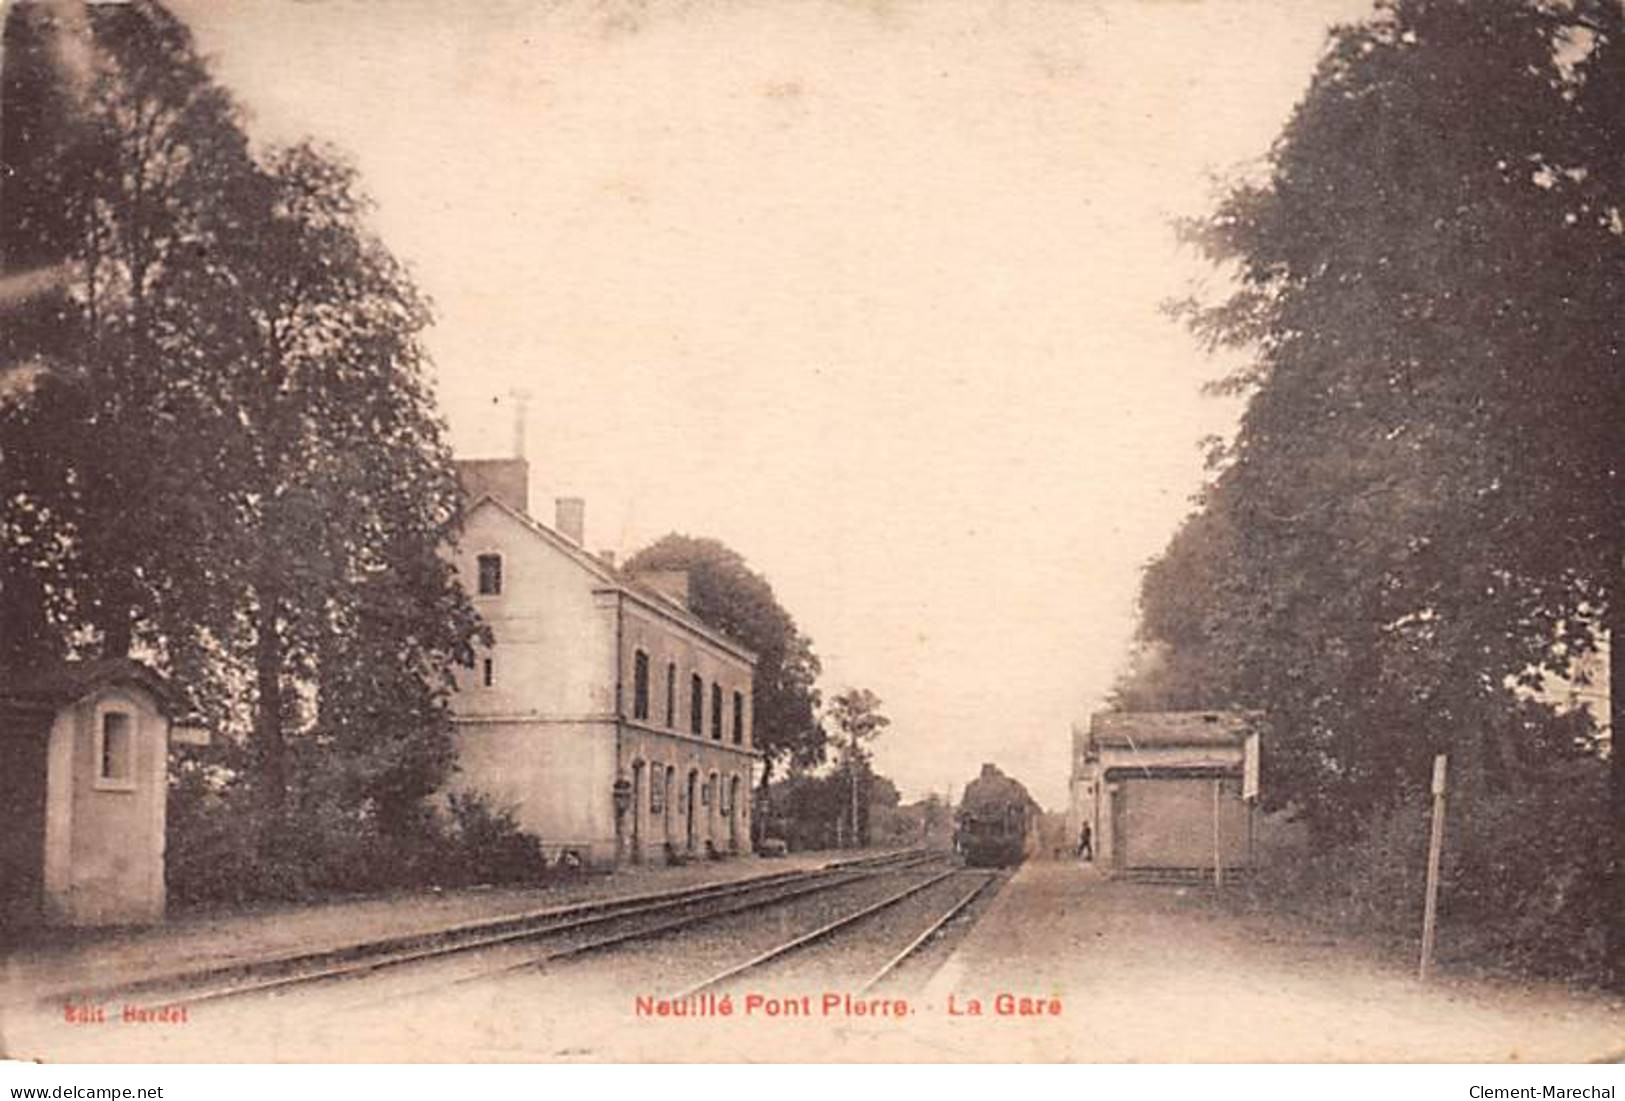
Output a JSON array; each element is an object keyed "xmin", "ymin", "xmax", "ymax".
[{"xmin": 0, "ymin": 659, "xmax": 203, "ymax": 928}]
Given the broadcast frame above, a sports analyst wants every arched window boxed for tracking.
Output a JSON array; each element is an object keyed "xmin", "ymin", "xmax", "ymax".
[
  {"xmin": 732, "ymin": 691, "xmax": 744, "ymax": 745},
  {"xmin": 665, "ymin": 663, "xmax": 677, "ymax": 727},
  {"xmin": 690, "ymin": 674, "xmax": 704, "ymax": 735},
  {"xmin": 632, "ymin": 650, "xmax": 650, "ymax": 720},
  {"xmin": 711, "ymin": 683, "xmax": 723, "ymax": 740}
]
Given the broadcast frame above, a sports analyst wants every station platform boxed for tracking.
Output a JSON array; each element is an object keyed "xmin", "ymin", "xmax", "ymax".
[
  {"xmin": 908, "ymin": 859, "xmax": 1622, "ymax": 1062},
  {"xmin": 1, "ymin": 848, "xmax": 894, "ymax": 1011}
]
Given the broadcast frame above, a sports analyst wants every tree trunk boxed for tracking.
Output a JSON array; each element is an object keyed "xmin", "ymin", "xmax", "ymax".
[
  {"xmin": 848, "ymin": 751, "xmax": 859, "ymax": 849},
  {"xmin": 254, "ymin": 581, "xmax": 287, "ymax": 843},
  {"xmin": 100, "ymin": 605, "xmax": 134, "ymax": 660},
  {"xmin": 94, "ymin": 574, "xmax": 137, "ymax": 658}
]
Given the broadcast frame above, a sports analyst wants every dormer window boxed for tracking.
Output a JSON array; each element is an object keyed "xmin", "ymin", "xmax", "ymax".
[{"xmin": 477, "ymin": 553, "xmax": 503, "ymax": 596}]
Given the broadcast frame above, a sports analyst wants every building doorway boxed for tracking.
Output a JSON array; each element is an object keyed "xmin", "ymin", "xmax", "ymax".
[
  {"xmin": 664, "ymin": 766, "xmax": 674, "ymax": 845},
  {"xmin": 630, "ymin": 761, "xmax": 644, "ymax": 864},
  {"xmin": 685, "ymin": 769, "xmax": 698, "ymax": 852},
  {"xmin": 729, "ymin": 775, "xmax": 741, "ymax": 852}
]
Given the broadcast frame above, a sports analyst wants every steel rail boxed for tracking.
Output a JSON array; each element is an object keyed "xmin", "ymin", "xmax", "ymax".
[
  {"xmin": 362, "ymin": 853, "xmax": 954, "ymax": 1002},
  {"xmin": 666, "ymin": 867, "xmax": 960, "ymax": 1000},
  {"xmin": 144, "ymin": 851, "xmax": 943, "ymax": 1009},
  {"xmin": 856, "ymin": 871, "xmax": 995, "ymax": 993}
]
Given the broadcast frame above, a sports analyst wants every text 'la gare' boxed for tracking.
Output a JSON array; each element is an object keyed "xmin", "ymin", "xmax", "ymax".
[{"xmin": 947, "ymin": 994, "xmax": 1064, "ymax": 1017}]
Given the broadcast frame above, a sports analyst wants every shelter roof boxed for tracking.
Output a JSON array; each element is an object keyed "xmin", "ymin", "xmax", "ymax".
[
  {"xmin": 1089, "ymin": 710, "xmax": 1258, "ymax": 749},
  {"xmin": 0, "ymin": 657, "xmax": 176, "ymax": 715}
]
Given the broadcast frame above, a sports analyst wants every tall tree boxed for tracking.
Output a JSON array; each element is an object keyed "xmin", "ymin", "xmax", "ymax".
[
  {"xmin": 1149, "ymin": 0, "xmax": 1622, "ymax": 974},
  {"xmin": 0, "ymin": 1, "xmax": 485, "ymax": 845},
  {"xmin": 827, "ymin": 687, "xmax": 889, "ymax": 847},
  {"xmin": 623, "ymin": 534, "xmax": 826, "ymax": 839},
  {"xmin": 1, "ymin": 0, "xmax": 257, "ymax": 665}
]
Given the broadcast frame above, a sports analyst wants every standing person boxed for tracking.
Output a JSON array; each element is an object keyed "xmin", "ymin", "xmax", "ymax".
[{"xmin": 1077, "ymin": 822, "xmax": 1093, "ymax": 861}]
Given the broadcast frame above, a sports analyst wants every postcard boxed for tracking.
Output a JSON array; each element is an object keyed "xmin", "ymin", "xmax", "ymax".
[{"xmin": 1, "ymin": 0, "xmax": 1621, "ymax": 1069}]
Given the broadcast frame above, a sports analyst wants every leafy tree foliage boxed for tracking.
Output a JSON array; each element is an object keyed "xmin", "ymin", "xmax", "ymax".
[
  {"xmin": 623, "ymin": 535, "xmax": 826, "ymax": 805},
  {"xmin": 764, "ymin": 765, "xmax": 899, "ymax": 851},
  {"xmin": 1, "ymin": 0, "xmax": 258, "ymax": 665},
  {"xmin": 0, "ymin": 1, "xmax": 485, "ymax": 860},
  {"xmin": 1126, "ymin": 0, "xmax": 1623, "ymax": 977},
  {"xmin": 827, "ymin": 686, "xmax": 890, "ymax": 846}
]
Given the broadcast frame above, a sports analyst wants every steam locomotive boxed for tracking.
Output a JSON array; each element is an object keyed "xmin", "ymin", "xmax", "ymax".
[{"xmin": 954, "ymin": 762, "xmax": 1038, "ymax": 868}]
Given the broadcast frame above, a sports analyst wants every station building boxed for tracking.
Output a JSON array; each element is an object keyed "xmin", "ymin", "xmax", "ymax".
[
  {"xmin": 1069, "ymin": 710, "xmax": 1257, "ymax": 878},
  {"xmin": 450, "ymin": 458, "xmax": 758, "ymax": 868}
]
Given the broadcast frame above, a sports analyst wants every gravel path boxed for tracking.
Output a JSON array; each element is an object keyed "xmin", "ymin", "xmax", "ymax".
[{"xmin": 906, "ymin": 861, "xmax": 1625, "ymax": 1063}]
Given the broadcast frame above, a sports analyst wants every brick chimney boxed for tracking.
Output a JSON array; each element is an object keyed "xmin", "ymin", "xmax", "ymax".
[
  {"xmin": 630, "ymin": 569, "xmax": 690, "ymax": 610},
  {"xmin": 555, "ymin": 497, "xmax": 585, "ymax": 545},
  {"xmin": 455, "ymin": 458, "xmax": 529, "ymax": 516}
]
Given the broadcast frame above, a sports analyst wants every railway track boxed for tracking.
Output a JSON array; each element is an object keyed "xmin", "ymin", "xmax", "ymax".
[
  {"xmin": 46, "ymin": 849, "xmax": 941, "ymax": 1013},
  {"xmin": 668, "ymin": 867, "xmax": 1000, "ymax": 1001},
  {"xmin": 857, "ymin": 870, "xmax": 996, "ymax": 992}
]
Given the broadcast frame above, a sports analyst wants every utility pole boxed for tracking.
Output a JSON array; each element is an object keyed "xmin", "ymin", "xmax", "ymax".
[{"xmin": 848, "ymin": 739, "xmax": 860, "ymax": 849}]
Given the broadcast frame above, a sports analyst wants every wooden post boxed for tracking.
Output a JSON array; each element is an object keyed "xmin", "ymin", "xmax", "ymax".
[
  {"xmin": 1243, "ymin": 732, "xmax": 1260, "ymax": 874},
  {"xmin": 1419, "ymin": 753, "xmax": 1448, "ymax": 982},
  {"xmin": 1247, "ymin": 800, "xmax": 1256, "ymax": 869}
]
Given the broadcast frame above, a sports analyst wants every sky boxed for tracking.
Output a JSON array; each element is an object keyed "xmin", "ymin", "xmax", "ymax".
[{"xmin": 169, "ymin": 0, "xmax": 1375, "ymax": 808}]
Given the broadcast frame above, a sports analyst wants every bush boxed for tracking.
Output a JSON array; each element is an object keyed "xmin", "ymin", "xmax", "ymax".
[
  {"xmin": 165, "ymin": 760, "xmax": 269, "ymax": 906},
  {"xmin": 166, "ymin": 756, "xmax": 549, "ymax": 905},
  {"xmin": 1438, "ymin": 768, "xmax": 1610, "ymax": 980},
  {"xmin": 1248, "ymin": 762, "xmax": 1611, "ymax": 984},
  {"xmin": 431, "ymin": 792, "xmax": 548, "ymax": 887}
]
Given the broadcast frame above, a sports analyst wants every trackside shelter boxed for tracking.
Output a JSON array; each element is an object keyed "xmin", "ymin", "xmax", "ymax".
[
  {"xmin": 1072, "ymin": 711, "xmax": 1258, "ymax": 877},
  {"xmin": 0, "ymin": 659, "xmax": 205, "ymax": 927}
]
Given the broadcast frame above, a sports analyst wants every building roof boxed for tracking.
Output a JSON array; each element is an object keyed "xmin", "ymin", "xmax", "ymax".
[
  {"xmin": 1089, "ymin": 710, "xmax": 1258, "ymax": 749},
  {"xmin": 0, "ymin": 657, "xmax": 176, "ymax": 715},
  {"xmin": 466, "ymin": 493, "xmax": 758, "ymax": 666}
]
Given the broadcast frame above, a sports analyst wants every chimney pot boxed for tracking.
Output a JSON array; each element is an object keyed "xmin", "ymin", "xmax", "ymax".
[
  {"xmin": 455, "ymin": 458, "xmax": 529, "ymax": 516},
  {"xmin": 510, "ymin": 389, "xmax": 532, "ymax": 460}
]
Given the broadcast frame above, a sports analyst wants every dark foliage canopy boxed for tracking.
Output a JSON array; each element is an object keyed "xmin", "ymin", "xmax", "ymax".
[
  {"xmin": 624, "ymin": 534, "xmax": 826, "ymax": 779},
  {"xmin": 0, "ymin": 0, "xmax": 486, "ymax": 842},
  {"xmin": 1126, "ymin": 0, "xmax": 1620, "ymax": 821},
  {"xmin": 1119, "ymin": 0, "xmax": 1623, "ymax": 978}
]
